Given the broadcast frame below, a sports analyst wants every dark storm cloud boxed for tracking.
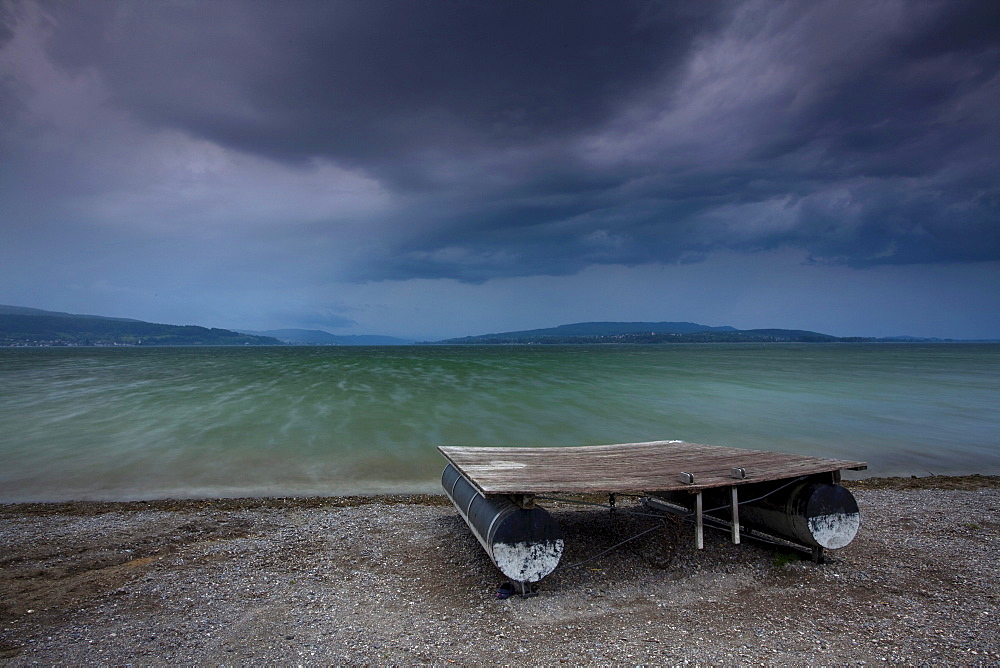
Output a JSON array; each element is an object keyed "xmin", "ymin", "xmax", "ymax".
[
  {"xmin": 42, "ymin": 1, "xmax": 726, "ymax": 167},
  {"xmin": 9, "ymin": 0, "xmax": 1000, "ymax": 283},
  {"xmin": 781, "ymin": 2, "xmax": 999, "ymax": 171}
]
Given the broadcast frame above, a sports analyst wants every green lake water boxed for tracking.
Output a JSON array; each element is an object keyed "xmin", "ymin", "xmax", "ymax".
[{"xmin": 1, "ymin": 344, "xmax": 998, "ymax": 501}]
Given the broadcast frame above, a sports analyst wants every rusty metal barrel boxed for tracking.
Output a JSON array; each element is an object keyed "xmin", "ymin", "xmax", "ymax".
[
  {"xmin": 738, "ymin": 481, "xmax": 861, "ymax": 549},
  {"xmin": 442, "ymin": 464, "xmax": 564, "ymax": 583}
]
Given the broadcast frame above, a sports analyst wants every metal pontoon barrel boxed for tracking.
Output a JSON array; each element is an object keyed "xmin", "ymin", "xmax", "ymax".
[
  {"xmin": 442, "ymin": 464, "xmax": 564, "ymax": 583},
  {"xmin": 738, "ymin": 481, "xmax": 861, "ymax": 549}
]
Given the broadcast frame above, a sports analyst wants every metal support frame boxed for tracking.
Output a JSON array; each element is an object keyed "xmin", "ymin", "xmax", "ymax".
[
  {"xmin": 643, "ymin": 474, "xmax": 857, "ymax": 563},
  {"xmin": 694, "ymin": 492, "xmax": 703, "ymax": 550},
  {"xmin": 513, "ymin": 580, "xmax": 540, "ymax": 598},
  {"xmin": 730, "ymin": 486, "xmax": 741, "ymax": 545},
  {"xmin": 645, "ymin": 493, "xmax": 811, "ymax": 555},
  {"xmin": 509, "ymin": 493, "xmax": 535, "ymax": 509},
  {"xmin": 694, "ymin": 488, "xmax": 744, "ymax": 549}
]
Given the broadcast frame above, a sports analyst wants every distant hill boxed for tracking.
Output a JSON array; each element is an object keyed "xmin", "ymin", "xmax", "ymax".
[
  {"xmin": 239, "ymin": 329, "xmax": 414, "ymax": 346},
  {"xmin": 0, "ymin": 304, "xmax": 142, "ymax": 322},
  {"xmin": 0, "ymin": 305, "xmax": 281, "ymax": 347},
  {"xmin": 436, "ymin": 322, "xmax": 859, "ymax": 344},
  {"xmin": 4, "ymin": 307, "xmax": 970, "ymax": 347},
  {"xmin": 437, "ymin": 321, "xmax": 737, "ymax": 343}
]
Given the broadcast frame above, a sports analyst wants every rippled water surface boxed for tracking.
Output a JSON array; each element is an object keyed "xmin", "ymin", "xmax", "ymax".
[{"xmin": 1, "ymin": 344, "xmax": 998, "ymax": 501}]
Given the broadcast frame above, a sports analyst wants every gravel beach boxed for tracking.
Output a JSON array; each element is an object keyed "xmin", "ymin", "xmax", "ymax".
[{"xmin": 2, "ymin": 476, "xmax": 998, "ymax": 665}]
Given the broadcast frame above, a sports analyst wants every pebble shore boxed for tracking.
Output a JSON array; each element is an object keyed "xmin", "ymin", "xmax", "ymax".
[{"xmin": 2, "ymin": 476, "xmax": 998, "ymax": 665}]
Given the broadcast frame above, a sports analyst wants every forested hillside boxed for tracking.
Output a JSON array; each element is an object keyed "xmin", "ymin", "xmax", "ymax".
[{"xmin": 0, "ymin": 313, "xmax": 280, "ymax": 346}]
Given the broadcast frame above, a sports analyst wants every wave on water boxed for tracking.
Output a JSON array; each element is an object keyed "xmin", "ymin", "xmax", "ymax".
[{"xmin": 1, "ymin": 344, "xmax": 998, "ymax": 501}]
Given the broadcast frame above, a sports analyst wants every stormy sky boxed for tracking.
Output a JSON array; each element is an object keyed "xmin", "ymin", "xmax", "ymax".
[{"xmin": 1, "ymin": 0, "xmax": 998, "ymax": 340}]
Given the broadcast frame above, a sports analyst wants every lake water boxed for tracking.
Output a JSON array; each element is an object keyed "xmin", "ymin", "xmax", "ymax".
[{"xmin": 1, "ymin": 344, "xmax": 998, "ymax": 502}]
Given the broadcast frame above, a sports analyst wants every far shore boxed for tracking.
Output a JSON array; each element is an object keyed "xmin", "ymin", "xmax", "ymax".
[{"xmin": 2, "ymin": 473, "xmax": 996, "ymax": 515}]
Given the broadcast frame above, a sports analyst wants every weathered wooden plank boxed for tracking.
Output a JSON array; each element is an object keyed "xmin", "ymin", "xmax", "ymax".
[{"xmin": 438, "ymin": 441, "xmax": 867, "ymax": 495}]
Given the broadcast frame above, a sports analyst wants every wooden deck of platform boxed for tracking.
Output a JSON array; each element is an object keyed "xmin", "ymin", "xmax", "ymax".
[{"xmin": 438, "ymin": 441, "xmax": 867, "ymax": 496}]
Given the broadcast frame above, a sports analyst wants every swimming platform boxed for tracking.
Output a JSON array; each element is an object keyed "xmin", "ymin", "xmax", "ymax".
[{"xmin": 438, "ymin": 440, "xmax": 868, "ymax": 594}]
